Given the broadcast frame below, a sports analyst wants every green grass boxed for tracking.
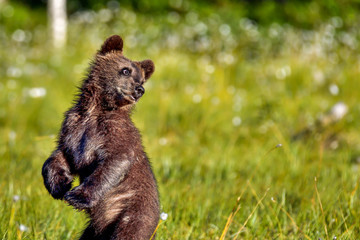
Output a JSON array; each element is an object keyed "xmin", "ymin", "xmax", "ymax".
[{"xmin": 1, "ymin": 2, "xmax": 360, "ymax": 239}]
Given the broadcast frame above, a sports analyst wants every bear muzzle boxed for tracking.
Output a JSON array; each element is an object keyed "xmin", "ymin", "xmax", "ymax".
[{"xmin": 134, "ymin": 85, "xmax": 145, "ymax": 100}]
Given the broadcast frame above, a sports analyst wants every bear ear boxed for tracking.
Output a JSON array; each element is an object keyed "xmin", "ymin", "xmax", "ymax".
[
  {"xmin": 99, "ymin": 35, "xmax": 123, "ymax": 55},
  {"xmin": 140, "ymin": 59, "xmax": 155, "ymax": 80}
]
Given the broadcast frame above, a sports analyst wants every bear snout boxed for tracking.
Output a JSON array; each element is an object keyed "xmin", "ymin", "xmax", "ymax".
[{"xmin": 134, "ymin": 85, "xmax": 145, "ymax": 99}]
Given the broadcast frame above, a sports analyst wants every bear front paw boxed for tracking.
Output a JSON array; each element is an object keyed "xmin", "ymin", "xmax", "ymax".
[
  {"xmin": 64, "ymin": 186, "xmax": 95, "ymax": 210},
  {"xmin": 49, "ymin": 178, "xmax": 72, "ymax": 199},
  {"xmin": 42, "ymin": 164, "xmax": 73, "ymax": 199}
]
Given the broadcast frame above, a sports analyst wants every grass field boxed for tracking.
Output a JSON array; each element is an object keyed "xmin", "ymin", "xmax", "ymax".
[{"xmin": 1, "ymin": 2, "xmax": 360, "ymax": 239}]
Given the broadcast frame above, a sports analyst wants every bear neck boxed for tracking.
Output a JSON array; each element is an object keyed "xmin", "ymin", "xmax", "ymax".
[{"xmin": 76, "ymin": 80, "xmax": 133, "ymax": 118}]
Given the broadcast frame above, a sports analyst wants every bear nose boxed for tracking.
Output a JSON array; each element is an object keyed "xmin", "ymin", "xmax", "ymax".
[{"xmin": 135, "ymin": 85, "xmax": 145, "ymax": 98}]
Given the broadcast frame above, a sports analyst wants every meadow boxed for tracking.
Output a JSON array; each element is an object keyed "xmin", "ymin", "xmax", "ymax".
[{"xmin": 1, "ymin": 1, "xmax": 360, "ymax": 239}]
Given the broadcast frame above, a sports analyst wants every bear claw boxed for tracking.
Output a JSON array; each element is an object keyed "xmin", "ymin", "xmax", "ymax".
[
  {"xmin": 49, "ymin": 181, "xmax": 72, "ymax": 199},
  {"xmin": 64, "ymin": 187, "xmax": 94, "ymax": 210}
]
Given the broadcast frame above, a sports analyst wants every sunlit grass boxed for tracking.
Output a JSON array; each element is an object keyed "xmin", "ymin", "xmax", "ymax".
[{"xmin": 1, "ymin": 1, "xmax": 360, "ymax": 239}]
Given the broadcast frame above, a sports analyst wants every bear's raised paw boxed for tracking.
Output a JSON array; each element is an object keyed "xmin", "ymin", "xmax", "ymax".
[{"xmin": 64, "ymin": 186, "xmax": 96, "ymax": 210}]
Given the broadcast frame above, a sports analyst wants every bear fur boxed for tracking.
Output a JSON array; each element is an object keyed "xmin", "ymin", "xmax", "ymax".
[{"xmin": 42, "ymin": 35, "xmax": 160, "ymax": 240}]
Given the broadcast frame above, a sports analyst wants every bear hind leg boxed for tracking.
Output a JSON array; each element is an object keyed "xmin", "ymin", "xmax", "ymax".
[{"xmin": 109, "ymin": 213, "xmax": 158, "ymax": 240}]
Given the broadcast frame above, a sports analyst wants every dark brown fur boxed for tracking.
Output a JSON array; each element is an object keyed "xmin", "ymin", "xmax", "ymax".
[{"xmin": 42, "ymin": 35, "xmax": 160, "ymax": 240}]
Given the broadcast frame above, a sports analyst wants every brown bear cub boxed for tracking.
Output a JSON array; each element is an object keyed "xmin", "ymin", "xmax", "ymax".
[{"xmin": 42, "ymin": 35, "xmax": 160, "ymax": 240}]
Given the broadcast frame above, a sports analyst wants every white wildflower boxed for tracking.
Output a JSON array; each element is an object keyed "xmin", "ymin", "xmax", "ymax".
[
  {"xmin": 232, "ymin": 116, "xmax": 242, "ymax": 126},
  {"xmin": 330, "ymin": 102, "xmax": 348, "ymax": 120},
  {"xmin": 194, "ymin": 22, "xmax": 208, "ymax": 35},
  {"xmin": 329, "ymin": 140, "xmax": 339, "ymax": 150},
  {"xmin": 192, "ymin": 94, "xmax": 202, "ymax": 103},
  {"xmin": 223, "ymin": 54, "xmax": 234, "ymax": 65},
  {"xmin": 185, "ymin": 12, "xmax": 197, "ymax": 24},
  {"xmin": 98, "ymin": 9, "xmax": 112, "ymax": 23},
  {"xmin": 9, "ymin": 131, "xmax": 16, "ymax": 141},
  {"xmin": 185, "ymin": 85, "xmax": 194, "ymax": 94},
  {"xmin": 159, "ymin": 138, "xmax": 168, "ymax": 146},
  {"xmin": 7, "ymin": 67, "xmax": 22, "ymax": 78},
  {"xmin": 19, "ymin": 224, "xmax": 28, "ymax": 232},
  {"xmin": 219, "ymin": 24, "xmax": 231, "ymax": 36},
  {"xmin": 12, "ymin": 29, "xmax": 26, "ymax": 42},
  {"xmin": 211, "ymin": 97, "xmax": 220, "ymax": 106},
  {"xmin": 167, "ymin": 12, "xmax": 180, "ymax": 24},
  {"xmin": 330, "ymin": 16, "xmax": 343, "ymax": 28},
  {"xmin": 27, "ymin": 87, "xmax": 47, "ymax": 98},
  {"xmin": 275, "ymin": 66, "xmax": 291, "ymax": 80},
  {"xmin": 160, "ymin": 212, "xmax": 168, "ymax": 221},
  {"xmin": 313, "ymin": 69, "xmax": 325, "ymax": 84},
  {"xmin": 13, "ymin": 195, "xmax": 20, "ymax": 202},
  {"xmin": 329, "ymin": 84, "xmax": 339, "ymax": 95},
  {"xmin": 227, "ymin": 86, "xmax": 235, "ymax": 94},
  {"xmin": 205, "ymin": 65, "xmax": 215, "ymax": 74}
]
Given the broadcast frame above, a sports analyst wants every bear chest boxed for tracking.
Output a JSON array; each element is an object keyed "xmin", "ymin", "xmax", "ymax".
[{"xmin": 63, "ymin": 120, "xmax": 104, "ymax": 170}]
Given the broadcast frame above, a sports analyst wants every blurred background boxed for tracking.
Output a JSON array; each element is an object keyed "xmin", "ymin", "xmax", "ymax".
[{"xmin": 1, "ymin": 0, "xmax": 360, "ymax": 239}]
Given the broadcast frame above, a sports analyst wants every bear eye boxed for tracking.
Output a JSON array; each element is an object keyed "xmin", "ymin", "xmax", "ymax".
[{"xmin": 121, "ymin": 68, "xmax": 131, "ymax": 76}]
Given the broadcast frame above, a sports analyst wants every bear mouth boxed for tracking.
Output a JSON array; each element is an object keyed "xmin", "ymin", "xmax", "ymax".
[{"xmin": 117, "ymin": 88, "xmax": 140, "ymax": 103}]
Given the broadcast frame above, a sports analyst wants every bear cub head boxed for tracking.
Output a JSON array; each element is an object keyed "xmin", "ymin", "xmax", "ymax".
[{"xmin": 88, "ymin": 35, "xmax": 155, "ymax": 110}]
